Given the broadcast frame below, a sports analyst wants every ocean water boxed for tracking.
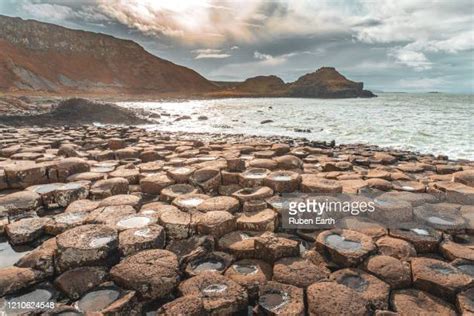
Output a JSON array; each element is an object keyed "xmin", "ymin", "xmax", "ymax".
[{"xmin": 119, "ymin": 93, "xmax": 474, "ymax": 160}]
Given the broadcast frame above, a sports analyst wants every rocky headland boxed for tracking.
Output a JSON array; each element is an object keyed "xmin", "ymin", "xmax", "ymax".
[
  {"xmin": 0, "ymin": 125, "xmax": 473, "ymax": 314},
  {"xmin": 0, "ymin": 15, "xmax": 375, "ymax": 99}
]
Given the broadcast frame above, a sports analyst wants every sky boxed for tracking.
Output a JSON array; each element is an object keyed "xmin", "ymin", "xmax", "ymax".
[{"xmin": 1, "ymin": 0, "xmax": 473, "ymax": 93}]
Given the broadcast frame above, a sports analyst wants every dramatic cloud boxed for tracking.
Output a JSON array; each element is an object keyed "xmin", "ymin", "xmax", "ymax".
[{"xmin": 1, "ymin": 0, "xmax": 472, "ymax": 92}]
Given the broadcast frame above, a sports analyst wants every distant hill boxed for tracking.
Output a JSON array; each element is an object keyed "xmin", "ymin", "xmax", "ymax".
[
  {"xmin": 0, "ymin": 15, "xmax": 218, "ymax": 95},
  {"xmin": 0, "ymin": 15, "xmax": 374, "ymax": 99}
]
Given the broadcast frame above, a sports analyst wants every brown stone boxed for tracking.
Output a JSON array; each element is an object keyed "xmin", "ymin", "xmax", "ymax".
[
  {"xmin": 364, "ymin": 255, "xmax": 411, "ymax": 289},
  {"xmin": 54, "ymin": 266, "xmax": 108, "ymax": 299},
  {"xmin": 391, "ymin": 289, "xmax": 456, "ymax": 316},
  {"xmin": 273, "ymin": 256, "xmax": 330, "ymax": 288}
]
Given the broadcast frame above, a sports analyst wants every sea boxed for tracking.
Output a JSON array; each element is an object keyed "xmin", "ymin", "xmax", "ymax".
[{"xmin": 118, "ymin": 93, "xmax": 474, "ymax": 160}]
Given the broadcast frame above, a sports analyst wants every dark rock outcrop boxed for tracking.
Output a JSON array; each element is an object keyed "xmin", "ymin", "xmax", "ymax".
[{"xmin": 288, "ymin": 67, "xmax": 375, "ymax": 98}]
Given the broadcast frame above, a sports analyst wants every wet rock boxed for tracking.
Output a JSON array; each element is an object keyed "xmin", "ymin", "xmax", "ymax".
[
  {"xmin": 307, "ymin": 281, "xmax": 370, "ymax": 315},
  {"xmin": 197, "ymin": 211, "xmax": 236, "ymax": 238},
  {"xmin": 224, "ymin": 259, "xmax": 272, "ymax": 299},
  {"xmin": 74, "ymin": 283, "xmax": 136, "ymax": 314},
  {"xmin": 257, "ymin": 281, "xmax": 305, "ymax": 315},
  {"xmin": 54, "ymin": 266, "xmax": 108, "ymax": 299},
  {"xmin": 330, "ymin": 268, "xmax": 390, "ymax": 310},
  {"xmin": 0, "ymin": 266, "xmax": 43, "ymax": 296},
  {"xmin": 254, "ymin": 232, "xmax": 300, "ymax": 263},
  {"xmin": 364, "ymin": 255, "xmax": 411, "ymax": 289},
  {"xmin": 5, "ymin": 217, "xmax": 51, "ymax": 245},
  {"xmin": 119, "ymin": 224, "xmax": 165, "ymax": 256},
  {"xmin": 0, "ymin": 190, "xmax": 43, "ymax": 219},
  {"xmin": 300, "ymin": 174, "xmax": 342, "ymax": 194},
  {"xmin": 111, "ymin": 249, "xmax": 179, "ymax": 299},
  {"xmin": 56, "ymin": 224, "xmax": 118, "ymax": 272},
  {"xmin": 237, "ymin": 208, "xmax": 278, "ymax": 232},
  {"xmin": 411, "ymin": 257, "xmax": 473, "ymax": 301},
  {"xmin": 273, "ymin": 256, "xmax": 330, "ymax": 288},
  {"xmin": 376, "ymin": 236, "xmax": 417, "ymax": 260},
  {"xmin": 185, "ymin": 251, "xmax": 234, "ymax": 276},
  {"xmin": 391, "ymin": 289, "xmax": 456, "ymax": 315},
  {"xmin": 316, "ymin": 229, "xmax": 376, "ymax": 267},
  {"xmin": 140, "ymin": 174, "xmax": 175, "ymax": 195},
  {"xmin": 90, "ymin": 177, "xmax": 129, "ymax": 199},
  {"xmin": 157, "ymin": 295, "xmax": 205, "ymax": 315},
  {"xmin": 179, "ymin": 272, "xmax": 248, "ymax": 315}
]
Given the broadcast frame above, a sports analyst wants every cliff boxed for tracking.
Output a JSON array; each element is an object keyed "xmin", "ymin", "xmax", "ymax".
[{"xmin": 0, "ymin": 15, "xmax": 217, "ymax": 95}]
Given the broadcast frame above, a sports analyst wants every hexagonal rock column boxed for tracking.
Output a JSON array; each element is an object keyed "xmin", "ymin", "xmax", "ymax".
[
  {"xmin": 218, "ymin": 231, "xmax": 264, "ymax": 259},
  {"xmin": 118, "ymin": 224, "xmax": 166, "ymax": 256},
  {"xmin": 390, "ymin": 289, "xmax": 456, "ymax": 315},
  {"xmin": 172, "ymin": 194, "xmax": 210, "ymax": 212},
  {"xmin": 55, "ymin": 224, "xmax": 119, "ymax": 273},
  {"xmin": 166, "ymin": 166, "xmax": 195, "ymax": 184},
  {"xmin": 363, "ymin": 255, "xmax": 412, "ymax": 289},
  {"xmin": 190, "ymin": 168, "xmax": 221, "ymax": 193},
  {"xmin": 156, "ymin": 296, "xmax": 205, "ymax": 315},
  {"xmin": 54, "ymin": 266, "xmax": 108, "ymax": 300},
  {"xmin": 27, "ymin": 181, "xmax": 90, "ymax": 209},
  {"xmin": 388, "ymin": 224, "xmax": 442, "ymax": 253},
  {"xmin": 369, "ymin": 197, "xmax": 413, "ymax": 225},
  {"xmin": 224, "ymin": 259, "xmax": 272, "ymax": 299},
  {"xmin": 140, "ymin": 174, "xmax": 175, "ymax": 195},
  {"xmin": 196, "ymin": 211, "xmax": 236, "ymax": 239},
  {"xmin": 330, "ymin": 268, "xmax": 390, "ymax": 310},
  {"xmin": 315, "ymin": 229, "xmax": 376, "ymax": 267},
  {"xmin": 414, "ymin": 203, "xmax": 467, "ymax": 234},
  {"xmin": 237, "ymin": 209, "xmax": 278, "ymax": 232},
  {"xmin": 0, "ymin": 266, "xmax": 44, "ymax": 297},
  {"xmin": 232, "ymin": 187, "xmax": 274, "ymax": 203},
  {"xmin": 90, "ymin": 177, "xmax": 129, "ymax": 199},
  {"xmin": 274, "ymin": 155, "xmax": 303, "ymax": 170},
  {"xmin": 300, "ymin": 174, "xmax": 342, "ymax": 195},
  {"xmin": 197, "ymin": 196, "xmax": 240, "ymax": 213},
  {"xmin": 159, "ymin": 209, "xmax": 193, "ymax": 239},
  {"xmin": 411, "ymin": 257, "xmax": 473, "ymax": 301},
  {"xmin": 185, "ymin": 251, "xmax": 234, "ymax": 277},
  {"xmin": 160, "ymin": 184, "xmax": 199, "ymax": 203},
  {"xmin": 178, "ymin": 272, "xmax": 248, "ymax": 315},
  {"xmin": 110, "ymin": 249, "xmax": 179, "ymax": 299},
  {"xmin": 254, "ymin": 232, "xmax": 300, "ymax": 263},
  {"xmin": 257, "ymin": 281, "xmax": 305, "ymax": 315},
  {"xmin": 453, "ymin": 170, "xmax": 474, "ymax": 187},
  {"xmin": 457, "ymin": 287, "xmax": 474, "ymax": 315},
  {"xmin": 264, "ymin": 171, "xmax": 301, "ymax": 193},
  {"xmin": 239, "ymin": 168, "xmax": 271, "ymax": 188},
  {"xmin": 273, "ymin": 257, "xmax": 330, "ymax": 288},
  {"xmin": 375, "ymin": 236, "xmax": 417, "ymax": 260},
  {"xmin": 52, "ymin": 157, "xmax": 90, "ymax": 182},
  {"xmin": 5, "ymin": 217, "xmax": 51, "ymax": 245},
  {"xmin": 3, "ymin": 161, "xmax": 49, "ymax": 189},
  {"xmin": 307, "ymin": 281, "xmax": 370, "ymax": 315},
  {"xmin": 0, "ymin": 191, "xmax": 43, "ymax": 219}
]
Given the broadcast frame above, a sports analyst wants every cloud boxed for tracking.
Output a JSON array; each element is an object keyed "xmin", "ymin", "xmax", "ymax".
[
  {"xmin": 389, "ymin": 48, "xmax": 432, "ymax": 71},
  {"xmin": 195, "ymin": 53, "xmax": 231, "ymax": 59},
  {"xmin": 193, "ymin": 48, "xmax": 231, "ymax": 59}
]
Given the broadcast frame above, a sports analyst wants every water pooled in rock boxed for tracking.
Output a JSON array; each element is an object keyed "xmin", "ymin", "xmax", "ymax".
[
  {"xmin": 259, "ymin": 290, "xmax": 290, "ymax": 312},
  {"xmin": 134, "ymin": 228, "xmax": 152, "ymax": 238},
  {"xmin": 233, "ymin": 264, "xmax": 258, "ymax": 275},
  {"xmin": 76, "ymin": 288, "xmax": 121, "ymax": 312},
  {"xmin": 428, "ymin": 216, "xmax": 455, "ymax": 226},
  {"xmin": 411, "ymin": 228, "xmax": 430, "ymax": 236},
  {"xmin": 117, "ymin": 216, "xmax": 151, "ymax": 229},
  {"xmin": 202, "ymin": 284, "xmax": 228, "ymax": 294},
  {"xmin": 272, "ymin": 175, "xmax": 291, "ymax": 181},
  {"xmin": 89, "ymin": 236, "xmax": 114, "ymax": 248},
  {"xmin": 325, "ymin": 234, "xmax": 362, "ymax": 251},
  {"xmin": 457, "ymin": 264, "xmax": 474, "ymax": 277},
  {"xmin": 431, "ymin": 264, "xmax": 456, "ymax": 275},
  {"xmin": 181, "ymin": 198, "xmax": 204, "ymax": 207},
  {"xmin": 192, "ymin": 258, "xmax": 225, "ymax": 273},
  {"xmin": 0, "ymin": 240, "xmax": 31, "ymax": 268}
]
